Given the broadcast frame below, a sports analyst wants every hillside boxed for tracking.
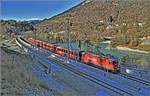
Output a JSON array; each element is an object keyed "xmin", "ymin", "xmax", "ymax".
[
  {"xmin": 23, "ymin": 20, "xmax": 41, "ymax": 26},
  {"xmin": 0, "ymin": 20, "xmax": 34, "ymax": 40},
  {"xmin": 34, "ymin": 0, "xmax": 150, "ymax": 50}
]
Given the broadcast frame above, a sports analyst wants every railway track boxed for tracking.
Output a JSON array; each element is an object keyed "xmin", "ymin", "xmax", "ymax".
[
  {"xmin": 16, "ymin": 37, "xmax": 146, "ymax": 96},
  {"xmin": 119, "ymin": 72, "xmax": 150, "ymax": 86},
  {"xmin": 42, "ymin": 54, "xmax": 135, "ymax": 96}
]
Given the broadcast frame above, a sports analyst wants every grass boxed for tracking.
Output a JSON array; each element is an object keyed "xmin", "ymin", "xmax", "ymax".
[
  {"xmin": 1, "ymin": 46, "xmax": 20, "ymax": 55},
  {"xmin": 1, "ymin": 48, "xmax": 49, "ymax": 95}
]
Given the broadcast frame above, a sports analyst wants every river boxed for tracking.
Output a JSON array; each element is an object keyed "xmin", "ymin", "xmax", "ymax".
[{"xmin": 55, "ymin": 41, "xmax": 150, "ymax": 69}]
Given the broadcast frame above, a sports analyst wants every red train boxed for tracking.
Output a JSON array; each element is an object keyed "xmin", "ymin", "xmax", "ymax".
[{"xmin": 27, "ymin": 38, "xmax": 119, "ymax": 73}]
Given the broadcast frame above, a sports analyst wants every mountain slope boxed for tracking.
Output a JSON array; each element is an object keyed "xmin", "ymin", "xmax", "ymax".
[
  {"xmin": 35, "ymin": 0, "xmax": 150, "ymax": 48},
  {"xmin": 0, "ymin": 20, "xmax": 34, "ymax": 39}
]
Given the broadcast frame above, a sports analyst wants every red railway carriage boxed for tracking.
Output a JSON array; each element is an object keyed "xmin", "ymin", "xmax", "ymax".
[
  {"xmin": 56, "ymin": 47, "xmax": 66, "ymax": 56},
  {"xmin": 37, "ymin": 40, "xmax": 43, "ymax": 47},
  {"xmin": 28, "ymin": 38, "xmax": 36, "ymax": 45},
  {"xmin": 28, "ymin": 38, "xmax": 41, "ymax": 47},
  {"xmin": 67, "ymin": 50, "xmax": 78, "ymax": 59},
  {"xmin": 47, "ymin": 44, "xmax": 56, "ymax": 52},
  {"xmin": 44, "ymin": 43, "xmax": 49, "ymax": 49},
  {"xmin": 27, "ymin": 38, "xmax": 55, "ymax": 51},
  {"xmin": 55, "ymin": 47, "xmax": 78, "ymax": 60},
  {"xmin": 42, "ymin": 42, "xmax": 47, "ymax": 49}
]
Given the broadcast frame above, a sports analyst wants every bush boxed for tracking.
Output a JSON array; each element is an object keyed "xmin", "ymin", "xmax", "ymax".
[{"xmin": 138, "ymin": 44, "xmax": 150, "ymax": 51}]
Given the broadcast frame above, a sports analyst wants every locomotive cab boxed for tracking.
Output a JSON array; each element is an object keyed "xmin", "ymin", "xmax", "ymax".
[
  {"xmin": 110, "ymin": 60, "xmax": 120, "ymax": 73},
  {"xmin": 79, "ymin": 51, "xmax": 85, "ymax": 60}
]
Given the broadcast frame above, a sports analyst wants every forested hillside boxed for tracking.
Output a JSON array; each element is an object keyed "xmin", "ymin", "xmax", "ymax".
[
  {"xmin": 34, "ymin": 0, "xmax": 150, "ymax": 50},
  {"xmin": 2, "ymin": 0, "xmax": 149, "ymax": 51},
  {"xmin": 0, "ymin": 20, "xmax": 34, "ymax": 39}
]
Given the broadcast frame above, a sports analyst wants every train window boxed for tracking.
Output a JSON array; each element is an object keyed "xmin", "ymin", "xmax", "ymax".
[{"xmin": 68, "ymin": 51, "xmax": 70, "ymax": 54}]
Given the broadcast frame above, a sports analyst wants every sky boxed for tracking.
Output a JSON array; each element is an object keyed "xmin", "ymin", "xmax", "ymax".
[{"xmin": 1, "ymin": 0, "xmax": 83, "ymax": 21}]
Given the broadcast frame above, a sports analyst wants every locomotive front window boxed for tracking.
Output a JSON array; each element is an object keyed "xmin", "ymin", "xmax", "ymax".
[
  {"xmin": 112, "ymin": 61, "xmax": 116, "ymax": 64},
  {"xmin": 109, "ymin": 61, "xmax": 116, "ymax": 65}
]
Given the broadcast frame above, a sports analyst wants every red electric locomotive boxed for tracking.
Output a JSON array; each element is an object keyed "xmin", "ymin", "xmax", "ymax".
[{"xmin": 79, "ymin": 51, "xmax": 119, "ymax": 73}]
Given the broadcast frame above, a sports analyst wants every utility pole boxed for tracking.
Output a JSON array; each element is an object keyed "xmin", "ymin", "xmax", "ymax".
[
  {"xmin": 67, "ymin": 14, "xmax": 73, "ymax": 50},
  {"xmin": 109, "ymin": 0, "xmax": 119, "ymax": 24},
  {"xmin": 67, "ymin": 16, "xmax": 70, "ymax": 62},
  {"xmin": 66, "ymin": 14, "xmax": 73, "ymax": 62},
  {"xmin": 67, "ymin": 18, "xmax": 70, "ymax": 51},
  {"xmin": 32, "ymin": 27, "xmax": 36, "ymax": 48}
]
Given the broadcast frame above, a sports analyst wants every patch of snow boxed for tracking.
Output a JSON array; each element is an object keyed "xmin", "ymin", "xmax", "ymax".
[
  {"xmin": 106, "ymin": 25, "xmax": 113, "ymax": 29},
  {"xmin": 115, "ymin": 24, "xmax": 119, "ymax": 27},
  {"xmin": 58, "ymin": 31, "xmax": 65, "ymax": 34},
  {"xmin": 138, "ymin": 23, "xmax": 143, "ymax": 27},
  {"xmin": 67, "ymin": 61, "xmax": 70, "ymax": 63},
  {"xmin": 126, "ymin": 69, "xmax": 133, "ymax": 74},
  {"xmin": 51, "ymin": 54, "xmax": 56, "ymax": 58},
  {"xmin": 101, "ymin": 41, "xmax": 111, "ymax": 44},
  {"xmin": 15, "ymin": 39, "xmax": 22, "ymax": 48},
  {"xmin": 24, "ymin": 48, "xmax": 28, "ymax": 53},
  {"xmin": 36, "ymin": 48, "xmax": 39, "ymax": 50},
  {"xmin": 99, "ymin": 20, "xmax": 104, "ymax": 23},
  {"xmin": 122, "ymin": 23, "xmax": 126, "ymax": 26},
  {"xmin": 82, "ymin": 0, "xmax": 91, "ymax": 5}
]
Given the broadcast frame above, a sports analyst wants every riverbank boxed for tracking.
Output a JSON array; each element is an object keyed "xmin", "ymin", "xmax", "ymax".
[
  {"xmin": 116, "ymin": 46, "xmax": 150, "ymax": 54},
  {"xmin": 103, "ymin": 41, "xmax": 150, "ymax": 54}
]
